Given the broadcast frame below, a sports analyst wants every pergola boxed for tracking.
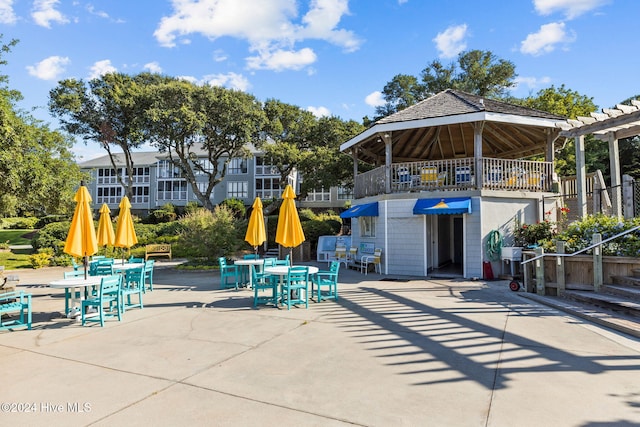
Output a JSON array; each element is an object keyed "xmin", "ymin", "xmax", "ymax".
[{"xmin": 558, "ymin": 100, "xmax": 640, "ymax": 218}]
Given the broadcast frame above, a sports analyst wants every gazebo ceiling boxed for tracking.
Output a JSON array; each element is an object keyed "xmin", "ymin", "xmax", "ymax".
[{"xmin": 341, "ymin": 89, "xmax": 567, "ymax": 165}]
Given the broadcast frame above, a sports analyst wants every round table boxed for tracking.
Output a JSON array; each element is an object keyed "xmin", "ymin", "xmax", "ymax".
[
  {"xmin": 49, "ymin": 276, "xmax": 103, "ymax": 316},
  {"xmin": 234, "ymin": 259, "xmax": 266, "ymax": 288},
  {"xmin": 264, "ymin": 265, "xmax": 319, "ymax": 306}
]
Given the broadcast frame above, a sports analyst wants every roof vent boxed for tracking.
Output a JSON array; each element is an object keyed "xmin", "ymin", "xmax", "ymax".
[{"xmin": 479, "ymin": 98, "xmax": 484, "ymax": 106}]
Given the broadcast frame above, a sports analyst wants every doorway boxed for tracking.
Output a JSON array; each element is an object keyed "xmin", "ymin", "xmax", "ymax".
[{"xmin": 431, "ymin": 215, "xmax": 464, "ymax": 277}]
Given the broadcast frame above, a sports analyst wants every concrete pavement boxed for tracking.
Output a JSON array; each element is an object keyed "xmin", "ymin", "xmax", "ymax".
[{"xmin": 2, "ymin": 262, "xmax": 640, "ymax": 426}]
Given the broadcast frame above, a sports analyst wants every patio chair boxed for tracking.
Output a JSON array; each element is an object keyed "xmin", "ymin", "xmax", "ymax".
[
  {"xmin": 63, "ymin": 270, "xmax": 86, "ymax": 314},
  {"xmin": 90, "ymin": 260, "xmax": 114, "ymax": 276},
  {"xmin": 121, "ymin": 267, "xmax": 144, "ymax": 312},
  {"xmin": 251, "ymin": 265, "xmax": 278, "ymax": 308},
  {"xmin": 274, "ymin": 254, "xmax": 290, "ymax": 266},
  {"xmin": 128, "ymin": 257, "xmax": 144, "ymax": 263},
  {"xmin": 281, "ymin": 266, "xmax": 310, "ymax": 310},
  {"xmin": 361, "ymin": 248, "xmax": 382, "ymax": 275},
  {"xmin": 0, "ymin": 290, "xmax": 32, "ymax": 331},
  {"xmin": 421, "ymin": 166, "xmax": 446, "ymax": 187},
  {"xmin": 397, "ymin": 167, "xmax": 412, "ymax": 189},
  {"xmin": 312, "ymin": 261, "xmax": 339, "ymax": 302},
  {"xmin": 82, "ymin": 275, "xmax": 122, "ymax": 327},
  {"xmin": 218, "ymin": 257, "xmax": 240, "ymax": 290},
  {"xmin": 143, "ymin": 259, "xmax": 155, "ymax": 292},
  {"xmin": 241, "ymin": 253, "xmax": 260, "ymax": 282}
]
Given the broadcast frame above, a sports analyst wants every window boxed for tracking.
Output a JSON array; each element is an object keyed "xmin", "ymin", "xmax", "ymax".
[
  {"xmin": 192, "ymin": 158, "xmax": 214, "ymax": 175},
  {"xmin": 157, "ymin": 160, "xmax": 182, "ymax": 178},
  {"xmin": 360, "ymin": 217, "xmax": 376, "ymax": 238},
  {"xmin": 97, "ymin": 168, "xmax": 121, "ymax": 185},
  {"xmin": 157, "ymin": 180, "xmax": 187, "ymax": 201},
  {"xmin": 255, "ymin": 178, "xmax": 282, "ymax": 199},
  {"xmin": 124, "ymin": 167, "xmax": 150, "ymax": 185},
  {"xmin": 130, "ymin": 186, "xmax": 149, "ymax": 204},
  {"xmin": 228, "ymin": 158, "xmax": 248, "ymax": 174},
  {"xmin": 255, "ymin": 157, "xmax": 279, "ymax": 176},
  {"xmin": 305, "ymin": 188, "xmax": 330, "ymax": 202},
  {"xmin": 337, "ymin": 186, "xmax": 353, "ymax": 200},
  {"xmin": 196, "ymin": 182, "xmax": 214, "ymax": 199},
  {"xmin": 97, "ymin": 186, "xmax": 122, "ymax": 204},
  {"xmin": 227, "ymin": 181, "xmax": 248, "ymax": 199}
]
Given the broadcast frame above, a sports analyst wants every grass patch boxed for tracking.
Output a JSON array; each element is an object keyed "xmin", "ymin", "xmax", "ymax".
[
  {"xmin": 0, "ymin": 229, "xmax": 36, "ymax": 246},
  {"xmin": 0, "ymin": 251, "xmax": 33, "ymax": 270}
]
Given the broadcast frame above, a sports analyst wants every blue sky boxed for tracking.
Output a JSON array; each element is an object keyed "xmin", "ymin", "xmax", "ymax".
[{"xmin": 1, "ymin": 0, "xmax": 638, "ymax": 161}]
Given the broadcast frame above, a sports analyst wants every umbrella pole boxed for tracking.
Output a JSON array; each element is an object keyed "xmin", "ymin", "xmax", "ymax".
[{"xmin": 83, "ymin": 255, "xmax": 88, "ymax": 280}]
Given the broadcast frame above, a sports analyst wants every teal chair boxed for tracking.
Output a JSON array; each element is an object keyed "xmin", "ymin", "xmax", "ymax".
[
  {"xmin": 90, "ymin": 259, "xmax": 114, "ymax": 276},
  {"xmin": 143, "ymin": 259, "xmax": 155, "ymax": 292},
  {"xmin": 274, "ymin": 254, "xmax": 290, "ymax": 266},
  {"xmin": 241, "ymin": 254, "xmax": 260, "ymax": 283},
  {"xmin": 263, "ymin": 258, "xmax": 277, "ymax": 268},
  {"xmin": 128, "ymin": 257, "xmax": 144, "ymax": 263},
  {"xmin": 82, "ymin": 275, "xmax": 122, "ymax": 327},
  {"xmin": 281, "ymin": 266, "xmax": 309, "ymax": 310},
  {"xmin": 0, "ymin": 291, "xmax": 32, "ymax": 331},
  {"xmin": 218, "ymin": 257, "xmax": 240, "ymax": 290},
  {"xmin": 121, "ymin": 267, "xmax": 144, "ymax": 312},
  {"xmin": 63, "ymin": 270, "xmax": 86, "ymax": 314},
  {"xmin": 312, "ymin": 261, "xmax": 340, "ymax": 302},
  {"xmin": 71, "ymin": 259, "xmax": 82, "ymax": 271},
  {"xmin": 251, "ymin": 265, "xmax": 278, "ymax": 308}
]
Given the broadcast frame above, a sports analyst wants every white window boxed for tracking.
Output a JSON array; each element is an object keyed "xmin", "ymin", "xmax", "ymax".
[
  {"xmin": 255, "ymin": 177, "xmax": 282, "ymax": 199},
  {"xmin": 192, "ymin": 158, "xmax": 214, "ymax": 175},
  {"xmin": 360, "ymin": 217, "xmax": 376, "ymax": 238},
  {"xmin": 228, "ymin": 158, "xmax": 248, "ymax": 175},
  {"xmin": 96, "ymin": 186, "xmax": 122, "ymax": 204},
  {"xmin": 227, "ymin": 181, "xmax": 248, "ymax": 199},
  {"xmin": 130, "ymin": 186, "xmax": 149, "ymax": 204},
  {"xmin": 157, "ymin": 160, "xmax": 182, "ymax": 178},
  {"xmin": 305, "ymin": 188, "xmax": 330, "ymax": 202},
  {"xmin": 255, "ymin": 157, "xmax": 279, "ymax": 176},
  {"xmin": 196, "ymin": 182, "xmax": 214, "ymax": 199},
  {"xmin": 157, "ymin": 180, "xmax": 187, "ymax": 201},
  {"xmin": 97, "ymin": 168, "xmax": 121, "ymax": 185}
]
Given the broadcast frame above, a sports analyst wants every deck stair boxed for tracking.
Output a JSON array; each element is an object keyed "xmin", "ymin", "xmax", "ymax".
[{"xmin": 519, "ymin": 268, "xmax": 640, "ymax": 338}]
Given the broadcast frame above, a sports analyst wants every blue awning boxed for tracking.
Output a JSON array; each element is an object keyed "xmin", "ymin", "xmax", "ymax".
[
  {"xmin": 340, "ymin": 202, "xmax": 379, "ymax": 218},
  {"xmin": 413, "ymin": 197, "xmax": 472, "ymax": 215}
]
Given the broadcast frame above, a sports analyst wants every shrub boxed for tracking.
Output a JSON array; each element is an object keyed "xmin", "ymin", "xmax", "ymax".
[
  {"xmin": 178, "ymin": 205, "xmax": 242, "ymax": 259},
  {"xmin": 34, "ymin": 215, "xmax": 67, "ymax": 228},
  {"xmin": 302, "ymin": 220, "xmax": 335, "ymax": 252},
  {"xmin": 32, "ymin": 221, "xmax": 72, "ymax": 255},
  {"xmin": 220, "ymin": 198, "xmax": 246, "ymax": 219},
  {"xmin": 5, "ymin": 217, "xmax": 38, "ymax": 229},
  {"xmin": 147, "ymin": 203, "xmax": 177, "ymax": 223},
  {"xmin": 29, "ymin": 248, "xmax": 53, "ymax": 268},
  {"xmin": 558, "ymin": 214, "xmax": 640, "ymax": 256}
]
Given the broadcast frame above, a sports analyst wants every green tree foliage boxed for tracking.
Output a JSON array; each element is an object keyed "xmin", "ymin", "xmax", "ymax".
[
  {"xmin": 375, "ymin": 50, "xmax": 517, "ymax": 119},
  {"xmin": 49, "ymin": 72, "xmax": 150, "ymax": 198},
  {"xmin": 0, "ymin": 35, "xmax": 83, "ymax": 217}
]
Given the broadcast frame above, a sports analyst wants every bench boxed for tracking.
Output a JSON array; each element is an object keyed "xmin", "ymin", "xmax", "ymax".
[
  {"xmin": 0, "ymin": 291, "xmax": 31, "ymax": 331},
  {"xmin": 145, "ymin": 244, "xmax": 172, "ymax": 261}
]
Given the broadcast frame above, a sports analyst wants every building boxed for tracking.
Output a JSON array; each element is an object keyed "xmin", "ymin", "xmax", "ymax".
[
  {"xmin": 79, "ymin": 147, "xmax": 350, "ymax": 215},
  {"xmin": 339, "ymin": 89, "xmax": 568, "ymax": 279}
]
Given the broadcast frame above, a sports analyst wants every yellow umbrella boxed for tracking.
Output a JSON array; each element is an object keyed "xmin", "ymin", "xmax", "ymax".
[
  {"xmin": 245, "ymin": 197, "xmax": 266, "ymax": 254},
  {"xmin": 96, "ymin": 203, "xmax": 115, "ymax": 247},
  {"xmin": 64, "ymin": 185, "xmax": 98, "ymax": 278},
  {"xmin": 114, "ymin": 196, "xmax": 138, "ymax": 261},
  {"xmin": 275, "ymin": 185, "xmax": 305, "ymax": 261}
]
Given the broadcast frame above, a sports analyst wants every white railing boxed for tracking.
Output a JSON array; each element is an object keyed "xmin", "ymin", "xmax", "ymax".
[{"xmin": 354, "ymin": 157, "xmax": 553, "ymax": 198}]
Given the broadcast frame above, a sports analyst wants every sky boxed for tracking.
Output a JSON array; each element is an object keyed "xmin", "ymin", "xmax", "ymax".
[{"xmin": 1, "ymin": 0, "xmax": 639, "ymax": 161}]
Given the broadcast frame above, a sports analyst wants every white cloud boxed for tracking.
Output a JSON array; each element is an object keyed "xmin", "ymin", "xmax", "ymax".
[
  {"xmin": 32, "ymin": 0, "xmax": 69, "ymax": 28},
  {"xmin": 520, "ymin": 21, "xmax": 575, "ymax": 56},
  {"xmin": 246, "ymin": 47, "xmax": 317, "ymax": 71},
  {"xmin": 144, "ymin": 61, "xmax": 163, "ymax": 73},
  {"xmin": 154, "ymin": 0, "xmax": 362, "ymax": 71},
  {"xmin": 26, "ymin": 55, "xmax": 70, "ymax": 80},
  {"xmin": 513, "ymin": 76, "xmax": 552, "ymax": 90},
  {"xmin": 433, "ymin": 24, "xmax": 468, "ymax": 59},
  {"xmin": 202, "ymin": 72, "xmax": 251, "ymax": 91},
  {"xmin": 88, "ymin": 59, "xmax": 117, "ymax": 79},
  {"xmin": 534, "ymin": 0, "xmax": 610, "ymax": 20},
  {"xmin": 213, "ymin": 49, "xmax": 228, "ymax": 62},
  {"xmin": 365, "ymin": 91, "xmax": 385, "ymax": 108},
  {"xmin": 398, "ymin": 0, "xmax": 409, "ymax": 4},
  {"xmin": 307, "ymin": 105, "xmax": 331, "ymax": 117},
  {"xmin": 0, "ymin": 0, "xmax": 17, "ymax": 24}
]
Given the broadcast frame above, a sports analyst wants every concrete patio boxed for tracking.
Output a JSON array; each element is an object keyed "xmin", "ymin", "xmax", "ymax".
[{"xmin": 2, "ymin": 262, "xmax": 640, "ymax": 426}]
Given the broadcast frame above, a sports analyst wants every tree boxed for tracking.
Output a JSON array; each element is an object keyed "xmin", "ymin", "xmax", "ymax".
[
  {"xmin": 143, "ymin": 78, "xmax": 266, "ymax": 210},
  {"xmin": 375, "ymin": 50, "xmax": 517, "ymax": 119},
  {"xmin": 0, "ymin": 35, "xmax": 83, "ymax": 217},
  {"xmin": 49, "ymin": 72, "xmax": 150, "ymax": 198}
]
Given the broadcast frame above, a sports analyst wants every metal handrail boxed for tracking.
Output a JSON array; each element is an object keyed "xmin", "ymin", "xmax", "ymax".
[{"xmin": 520, "ymin": 224, "xmax": 640, "ymax": 265}]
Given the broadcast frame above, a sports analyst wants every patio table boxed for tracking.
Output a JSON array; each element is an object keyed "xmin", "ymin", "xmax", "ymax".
[
  {"xmin": 264, "ymin": 265, "xmax": 319, "ymax": 303},
  {"xmin": 233, "ymin": 259, "xmax": 265, "ymax": 288},
  {"xmin": 49, "ymin": 276, "xmax": 102, "ymax": 317}
]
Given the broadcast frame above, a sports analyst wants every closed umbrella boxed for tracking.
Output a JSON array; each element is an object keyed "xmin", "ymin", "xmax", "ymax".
[
  {"xmin": 275, "ymin": 185, "xmax": 305, "ymax": 262},
  {"xmin": 64, "ymin": 185, "xmax": 98, "ymax": 278},
  {"xmin": 96, "ymin": 203, "xmax": 115, "ymax": 247},
  {"xmin": 245, "ymin": 197, "xmax": 266, "ymax": 256},
  {"xmin": 114, "ymin": 196, "xmax": 138, "ymax": 263}
]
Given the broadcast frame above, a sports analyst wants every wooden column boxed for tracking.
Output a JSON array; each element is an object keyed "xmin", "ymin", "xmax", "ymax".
[
  {"xmin": 623, "ymin": 174, "xmax": 634, "ymax": 219},
  {"xmin": 352, "ymin": 147, "xmax": 358, "ymax": 179},
  {"xmin": 383, "ymin": 133, "xmax": 392, "ymax": 194},
  {"xmin": 593, "ymin": 233, "xmax": 602, "ymax": 292},
  {"xmin": 473, "ymin": 122, "xmax": 484, "ymax": 188},
  {"xmin": 607, "ymin": 133, "xmax": 622, "ymax": 219},
  {"xmin": 575, "ymin": 135, "xmax": 587, "ymax": 218}
]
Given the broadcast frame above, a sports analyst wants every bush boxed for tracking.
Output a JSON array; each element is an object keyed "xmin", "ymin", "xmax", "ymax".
[
  {"xmin": 178, "ymin": 205, "xmax": 242, "ymax": 259},
  {"xmin": 4, "ymin": 217, "xmax": 39, "ymax": 229},
  {"xmin": 220, "ymin": 198, "xmax": 246, "ymax": 219},
  {"xmin": 29, "ymin": 248, "xmax": 53, "ymax": 268},
  {"xmin": 302, "ymin": 220, "xmax": 336, "ymax": 253},
  {"xmin": 34, "ymin": 215, "xmax": 67, "ymax": 229},
  {"xmin": 32, "ymin": 221, "xmax": 72, "ymax": 255},
  {"xmin": 147, "ymin": 203, "xmax": 177, "ymax": 223},
  {"xmin": 558, "ymin": 214, "xmax": 640, "ymax": 256}
]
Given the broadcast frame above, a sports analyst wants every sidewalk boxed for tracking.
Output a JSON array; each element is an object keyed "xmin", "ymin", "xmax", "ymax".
[{"xmin": 2, "ymin": 263, "xmax": 640, "ymax": 426}]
